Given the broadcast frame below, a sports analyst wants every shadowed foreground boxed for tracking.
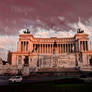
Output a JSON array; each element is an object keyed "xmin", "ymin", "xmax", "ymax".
[{"xmin": 0, "ymin": 81, "xmax": 92, "ymax": 92}]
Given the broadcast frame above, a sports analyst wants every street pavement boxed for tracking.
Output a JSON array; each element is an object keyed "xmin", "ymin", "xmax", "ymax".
[{"xmin": 0, "ymin": 75, "xmax": 73, "ymax": 86}]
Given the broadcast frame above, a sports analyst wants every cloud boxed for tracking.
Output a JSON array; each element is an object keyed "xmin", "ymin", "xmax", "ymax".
[
  {"xmin": 19, "ymin": 17, "xmax": 92, "ymax": 39},
  {"xmin": 0, "ymin": 35, "xmax": 18, "ymax": 60},
  {"xmin": 34, "ymin": 27, "xmax": 75, "ymax": 38},
  {"xmin": 1, "ymin": 17, "xmax": 92, "ymax": 60},
  {"xmin": 58, "ymin": 16, "xmax": 65, "ymax": 21},
  {"xmin": 0, "ymin": 35, "xmax": 18, "ymax": 51},
  {"xmin": 68, "ymin": 18, "xmax": 92, "ymax": 38}
]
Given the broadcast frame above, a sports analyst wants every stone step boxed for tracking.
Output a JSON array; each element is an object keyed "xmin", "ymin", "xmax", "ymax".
[{"xmin": 38, "ymin": 68, "xmax": 79, "ymax": 72}]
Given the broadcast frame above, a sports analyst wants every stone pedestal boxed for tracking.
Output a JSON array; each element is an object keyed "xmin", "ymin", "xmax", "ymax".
[{"xmin": 22, "ymin": 66, "xmax": 30, "ymax": 76}]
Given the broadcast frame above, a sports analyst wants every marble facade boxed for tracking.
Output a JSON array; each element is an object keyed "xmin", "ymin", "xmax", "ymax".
[{"xmin": 8, "ymin": 29, "xmax": 92, "ymax": 71}]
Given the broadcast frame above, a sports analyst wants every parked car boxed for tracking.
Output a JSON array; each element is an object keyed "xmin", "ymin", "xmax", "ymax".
[{"xmin": 8, "ymin": 76, "xmax": 23, "ymax": 83}]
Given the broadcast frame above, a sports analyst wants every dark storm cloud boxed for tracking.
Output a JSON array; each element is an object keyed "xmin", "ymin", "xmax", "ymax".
[{"xmin": 0, "ymin": 0, "xmax": 92, "ymax": 35}]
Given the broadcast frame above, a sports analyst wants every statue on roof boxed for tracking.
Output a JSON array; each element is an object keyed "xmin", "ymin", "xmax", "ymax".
[
  {"xmin": 23, "ymin": 29, "xmax": 30, "ymax": 34},
  {"xmin": 77, "ymin": 28, "xmax": 84, "ymax": 33}
]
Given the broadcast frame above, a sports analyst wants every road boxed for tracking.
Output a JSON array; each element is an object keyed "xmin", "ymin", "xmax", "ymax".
[
  {"xmin": 0, "ymin": 75, "xmax": 60, "ymax": 86},
  {"xmin": 0, "ymin": 75, "xmax": 91, "ymax": 86}
]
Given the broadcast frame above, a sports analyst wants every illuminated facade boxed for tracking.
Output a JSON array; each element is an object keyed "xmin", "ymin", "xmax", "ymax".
[{"xmin": 8, "ymin": 29, "xmax": 92, "ymax": 71}]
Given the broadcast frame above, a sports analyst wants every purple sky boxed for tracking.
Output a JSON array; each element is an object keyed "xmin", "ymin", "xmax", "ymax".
[
  {"xmin": 1, "ymin": 0, "xmax": 92, "ymax": 60},
  {"xmin": 0, "ymin": 0, "xmax": 92, "ymax": 35}
]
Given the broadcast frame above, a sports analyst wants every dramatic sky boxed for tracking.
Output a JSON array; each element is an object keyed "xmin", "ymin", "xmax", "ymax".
[{"xmin": 0, "ymin": 0, "xmax": 92, "ymax": 60}]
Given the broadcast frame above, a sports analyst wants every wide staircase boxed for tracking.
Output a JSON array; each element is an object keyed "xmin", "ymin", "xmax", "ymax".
[{"xmin": 38, "ymin": 67, "xmax": 79, "ymax": 72}]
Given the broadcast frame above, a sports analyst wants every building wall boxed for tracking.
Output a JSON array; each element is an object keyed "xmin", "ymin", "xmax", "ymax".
[{"xmin": 9, "ymin": 32, "xmax": 92, "ymax": 71}]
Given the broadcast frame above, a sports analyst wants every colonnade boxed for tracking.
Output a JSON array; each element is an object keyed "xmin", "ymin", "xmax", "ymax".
[
  {"xmin": 33, "ymin": 43, "xmax": 74, "ymax": 54},
  {"xmin": 20, "ymin": 41, "xmax": 88, "ymax": 53},
  {"xmin": 21, "ymin": 41, "xmax": 29, "ymax": 52},
  {"xmin": 80, "ymin": 41, "xmax": 88, "ymax": 51}
]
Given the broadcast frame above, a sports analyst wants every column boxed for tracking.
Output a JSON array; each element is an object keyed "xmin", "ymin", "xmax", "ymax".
[
  {"xmin": 64, "ymin": 44, "xmax": 66, "ymax": 53},
  {"xmin": 37, "ymin": 44, "xmax": 38, "ymax": 53},
  {"xmin": 44, "ymin": 44, "xmax": 45, "ymax": 53},
  {"xmin": 39, "ymin": 44, "xmax": 40, "ymax": 53},
  {"xmin": 23, "ymin": 41, "xmax": 24, "ymax": 52},
  {"xmin": 64, "ymin": 44, "xmax": 65, "ymax": 53},
  {"xmin": 62, "ymin": 44, "xmax": 64, "ymax": 53},
  {"xmin": 66, "ymin": 44, "xmax": 67, "ymax": 53},
  {"xmin": 25, "ymin": 42, "xmax": 26, "ymax": 51},
  {"xmin": 57, "ymin": 44, "xmax": 59, "ymax": 54},
  {"xmin": 51, "ymin": 44, "xmax": 53, "ymax": 54},
  {"xmin": 40, "ymin": 44, "xmax": 41, "ymax": 53},
  {"xmin": 21, "ymin": 41, "xmax": 23, "ymax": 52},
  {"xmin": 61, "ymin": 44, "xmax": 62, "ymax": 53},
  {"xmin": 39, "ymin": 44, "xmax": 41, "ymax": 53},
  {"xmin": 43, "ymin": 44, "xmax": 44, "ymax": 53},
  {"xmin": 75, "ymin": 41, "xmax": 76, "ymax": 52},
  {"xmin": 46, "ymin": 44, "xmax": 47, "ymax": 53},
  {"xmin": 35, "ymin": 44, "xmax": 37, "ymax": 53},
  {"xmin": 62, "ymin": 44, "xmax": 63, "ymax": 53},
  {"xmin": 60, "ymin": 44, "xmax": 63, "ymax": 53},
  {"xmin": 85, "ymin": 41, "xmax": 86, "ymax": 51},
  {"xmin": 67, "ymin": 44, "xmax": 68, "ymax": 53},
  {"xmin": 59, "ymin": 44, "xmax": 60, "ymax": 54},
  {"xmin": 18, "ymin": 41, "xmax": 21, "ymax": 52},
  {"xmin": 50, "ymin": 44, "xmax": 51, "ymax": 54},
  {"xmin": 25, "ymin": 41, "xmax": 26, "ymax": 52},
  {"xmin": 25, "ymin": 41, "xmax": 27, "ymax": 52},
  {"xmin": 59, "ymin": 44, "xmax": 61, "ymax": 54},
  {"xmin": 79, "ymin": 41, "xmax": 80, "ymax": 51},
  {"xmin": 82, "ymin": 41, "xmax": 84, "ymax": 51},
  {"xmin": 69, "ymin": 44, "xmax": 71, "ymax": 53},
  {"xmin": 63, "ymin": 44, "xmax": 64, "ymax": 53},
  {"xmin": 81, "ymin": 41, "xmax": 82, "ymax": 51},
  {"xmin": 68, "ymin": 44, "xmax": 70, "ymax": 52},
  {"xmin": 27, "ymin": 42, "xmax": 29, "ymax": 51},
  {"xmin": 84, "ymin": 41, "xmax": 85, "ymax": 51},
  {"xmin": 42, "ymin": 44, "xmax": 43, "ymax": 54},
  {"xmin": 50, "ymin": 44, "xmax": 52, "ymax": 53},
  {"xmin": 67, "ymin": 44, "xmax": 69, "ymax": 53},
  {"xmin": 40, "ymin": 44, "xmax": 42, "ymax": 53},
  {"xmin": 83, "ymin": 41, "xmax": 84, "ymax": 51},
  {"xmin": 70, "ymin": 44, "xmax": 71, "ymax": 53},
  {"xmin": 52, "ymin": 44, "xmax": 53, "ymax": 54},
  {"xmin": 47, "ymin": 44, "xmax": 48, "ymax": 53},
  {"xmin": 23, "ymin": 41, "xmax": 25, "ymax": 52},
  {"xmin": 58, "ymin": 44, "xmax": 60, "ymax": 54},
  {"xmin": 70, "ymin": 44, "xmax": 72, "ymax": 52},
  {"xmin": 48, "ymin": 44, "xmax": 49, "ymax": 53},
  {"xmin": 80, "ymin": 41, "xmax": 82, "ymax": 51},
  {"xmin": 86, "ymin": 41, "xmax": 88, "ymax": 51},
  {"xmin": 71, "ymin": 44, "xmax": 73, "ymax": 53},
  {"xmin": 26, "ymin": 42, "xmax": 28, "ymax": 51},
  {"xmin": 41, "ymin": 44, "xmax": 42, "ymax": 53},
  {"xmin": 63, "ymin": 44, "xmax": 65, "ymax": 53}
]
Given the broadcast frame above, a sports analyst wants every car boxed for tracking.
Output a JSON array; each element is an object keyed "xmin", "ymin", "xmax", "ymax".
[{"xmin": 8, "ymin": 76, "xmax": 23, "ymax": 83}]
